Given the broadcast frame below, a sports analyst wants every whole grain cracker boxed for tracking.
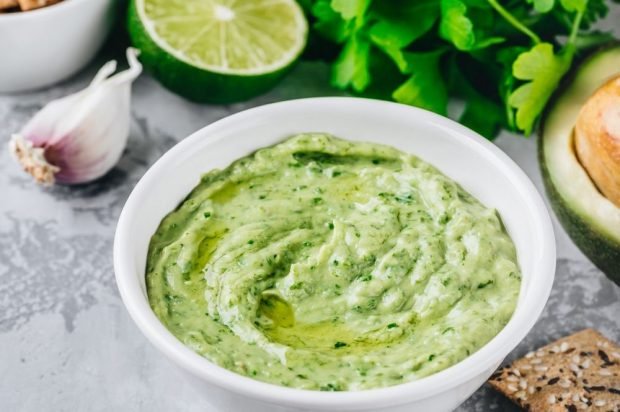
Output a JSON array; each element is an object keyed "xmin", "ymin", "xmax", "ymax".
[{"xmin": 488, "ymin": 329, "xmax": 620, "ymax": 412}]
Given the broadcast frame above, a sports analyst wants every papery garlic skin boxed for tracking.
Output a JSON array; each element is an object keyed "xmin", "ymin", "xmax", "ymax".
[{"xmin": 9, "ymin": 48, "xmax": 142, "ymax": 185}]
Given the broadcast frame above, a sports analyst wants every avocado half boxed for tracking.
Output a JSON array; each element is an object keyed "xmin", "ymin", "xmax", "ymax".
[{"xmin": 540, "ymin": 44, "xmax": 620, "ymax": 286}]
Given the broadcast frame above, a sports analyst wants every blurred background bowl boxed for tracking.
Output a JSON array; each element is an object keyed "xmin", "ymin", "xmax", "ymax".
[{"xmin": 0, "ymin": 0, "xmax": 116, "ymax": 93}]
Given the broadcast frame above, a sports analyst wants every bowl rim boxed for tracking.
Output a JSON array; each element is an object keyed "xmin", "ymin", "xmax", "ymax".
[
  {"xmin": 114, "ymin": 97, "xmax": 556, "ymax": 409},
  {"xmin": 0, "ymin": 0, "xmax": 92, "ymax": 21}
]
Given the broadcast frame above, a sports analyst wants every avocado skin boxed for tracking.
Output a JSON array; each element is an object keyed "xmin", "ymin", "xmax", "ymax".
[{"xmin": 539, "ymin": 43, "xmax": 620, "ymax": 287}]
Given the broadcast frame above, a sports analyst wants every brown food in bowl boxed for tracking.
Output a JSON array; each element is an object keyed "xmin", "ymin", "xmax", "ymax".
[
  {"xmin": 0, "ymin": 0, "xmax": 61, "ymax": 12},
  {"xmin": 574, "ymin": 75, "xmax": 620, "ymax": 207},
  {"xmin": 0, "ymin": 0, "xmax": 18, "ymax": 11}
]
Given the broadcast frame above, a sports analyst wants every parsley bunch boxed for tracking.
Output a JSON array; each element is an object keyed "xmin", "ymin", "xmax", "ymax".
[{"xmin": 300, "ymin": 0, "xmax": 618, "ymax": 138}]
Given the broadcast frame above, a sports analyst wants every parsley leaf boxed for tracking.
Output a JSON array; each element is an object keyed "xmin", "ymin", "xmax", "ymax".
[
  {"xmin": 328, "ymin": 0, "xmax": 373, "ymax": 91},
  {"xmin": 460, "ymin": 95, "xmax": 505, "ymax": 139},
  {"xmin": 440, "ymin": 0, "xmax": 504, "ymax": 51},
  {"xmin": 497, "ymin": 46, "xmax": 528, "ymax": 130},
  {"xmin": 526, "ymin": 0, "xmax": 555, "ymax": 13},
  {"xmin": 392, "ymin": 51, "xmax": 448, "ymax": 115},
  {"xmin": 331, "ymin": 0, "xmax": 371, "ymax": 22},
  {"xmin": 370, "ymin": 0, "xmax": 440, "ymax": 50},
  {"xmin": 312, "ymin": 0, "xmax": 351, "ymax": 43},
  {"xmin": 451, "ymin": 65, "xmax": 506, "ymax": 139},
  {"xmin": 332, "ymin": 34, "xmax": 372, "ymax": 91},
  {"xmin": 440, "ymin": 0, "xmax": 475, "ymax": 50},
  {"xmin": 560, "ymin": 0, "xmax": 587, "ymax": 12},
  {"xmin": 508, "ymin": 43, "xmax": 573, "ymax": 135}
]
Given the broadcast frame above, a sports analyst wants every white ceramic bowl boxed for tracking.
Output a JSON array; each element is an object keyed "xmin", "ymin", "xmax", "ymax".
[
  {"xmin": 114, "ymin": 98, "xmax": 556, "ymax": 412},
  {"xmin": 0, "ymin": 0, "xmax": 116, "ymax": 93}
]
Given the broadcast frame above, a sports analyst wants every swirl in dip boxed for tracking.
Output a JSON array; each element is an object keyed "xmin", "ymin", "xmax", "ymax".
[{"xmin": 146, "ymin": 134, "xmax": 521, "ymax": 390}]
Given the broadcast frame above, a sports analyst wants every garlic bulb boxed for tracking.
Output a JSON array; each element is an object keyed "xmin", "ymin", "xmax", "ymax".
[{"xmin": 9, "ymin": 48, "xmax": 142, "ymax": 185}]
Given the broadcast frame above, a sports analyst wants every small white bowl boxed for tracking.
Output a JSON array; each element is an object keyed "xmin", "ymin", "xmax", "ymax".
[
  {"xmin": 0, "ymin": 0, "xmax": 116, "ymax": 93},
  {"xmin": 114, "ymin": 98, "xmax": 556, "ymax": 412}
]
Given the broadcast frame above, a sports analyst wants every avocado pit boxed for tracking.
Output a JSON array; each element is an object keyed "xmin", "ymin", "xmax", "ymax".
[{"xmin": 574, "ymin": 75, "xmax": 620, "ymax": 207}]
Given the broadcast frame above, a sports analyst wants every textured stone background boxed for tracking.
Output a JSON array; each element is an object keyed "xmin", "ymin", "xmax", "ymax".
[{"xmin": 1, "ymin": 11, "xmax": 619, "ymax": 412}]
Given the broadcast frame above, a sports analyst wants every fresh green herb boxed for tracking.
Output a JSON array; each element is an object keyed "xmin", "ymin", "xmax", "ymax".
[
  {"xmin": 387, "ymin": 323, "xmax": 398, "ymax": 329},
  {"xmin": 304, "ymin": 0, "xmax": 615, "ymax": 138},
  {"xmin": 320, "ymin": 382, "xmax": 342, "ymax": 391},
  {"xmin": 334, "ymin": 341, "xmax": 348, "ymax": 348},
  {"xmin": 442, "ymin": 326, "xmax": 455, "ymax": 334},
  {"xmin": 395, "ymin": 193, "xmax": 414, "ymax": 204},
  {"xmin": 477, "ymin": 279, "xmax": 494, "ymax": 289}
]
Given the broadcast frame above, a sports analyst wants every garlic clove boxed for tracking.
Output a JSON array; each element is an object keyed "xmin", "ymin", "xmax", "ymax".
[
  {"xmin": 9, "ymin": 136, "xmax": 60, "ymax": 186},
  {"xmin": 9, "ymin": 48, "xmax": 143, "ymax": 186}
]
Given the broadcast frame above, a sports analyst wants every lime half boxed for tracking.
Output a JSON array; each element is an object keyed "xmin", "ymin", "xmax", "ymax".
[{"xmin": 129, "ymin": 0, "xmax": 308, "ymax": 103}]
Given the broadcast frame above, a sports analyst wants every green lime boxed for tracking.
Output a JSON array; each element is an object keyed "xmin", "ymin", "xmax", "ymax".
[{"xmin": 128, "ymin": 0, "xmax": 308, "ymax": 103}]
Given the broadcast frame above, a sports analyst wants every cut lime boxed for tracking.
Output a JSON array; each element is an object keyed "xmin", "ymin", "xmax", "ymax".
[{"xmin": 128, "ymin": 0, "xmax": 308, "ymax": 103}]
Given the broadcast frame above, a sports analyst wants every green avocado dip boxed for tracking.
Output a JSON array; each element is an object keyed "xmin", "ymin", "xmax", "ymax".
[{"xmin": 146, "ymin": 133, "xmax": 521, "ymax": 391}]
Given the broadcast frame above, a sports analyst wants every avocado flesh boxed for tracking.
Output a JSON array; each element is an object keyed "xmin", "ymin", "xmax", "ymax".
[{"xmin": 540, "ymin": 44, "xmax": 620, "ymax": 286}]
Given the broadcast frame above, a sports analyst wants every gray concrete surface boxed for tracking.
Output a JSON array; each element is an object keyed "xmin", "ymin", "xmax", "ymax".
[{"xmin": 1, "ymin": 14, "xmax": 619, "ymax": 411}]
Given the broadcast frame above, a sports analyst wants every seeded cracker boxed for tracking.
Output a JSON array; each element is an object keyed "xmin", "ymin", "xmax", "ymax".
[{"xmin": 488, "ymin": 329, "xmax": 620, "ymax": 411}]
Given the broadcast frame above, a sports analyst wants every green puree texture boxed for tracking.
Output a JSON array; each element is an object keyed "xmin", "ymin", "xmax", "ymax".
[{"xmin": 146, "ymin": 133, "xmax": 521, "ymax": 391}]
